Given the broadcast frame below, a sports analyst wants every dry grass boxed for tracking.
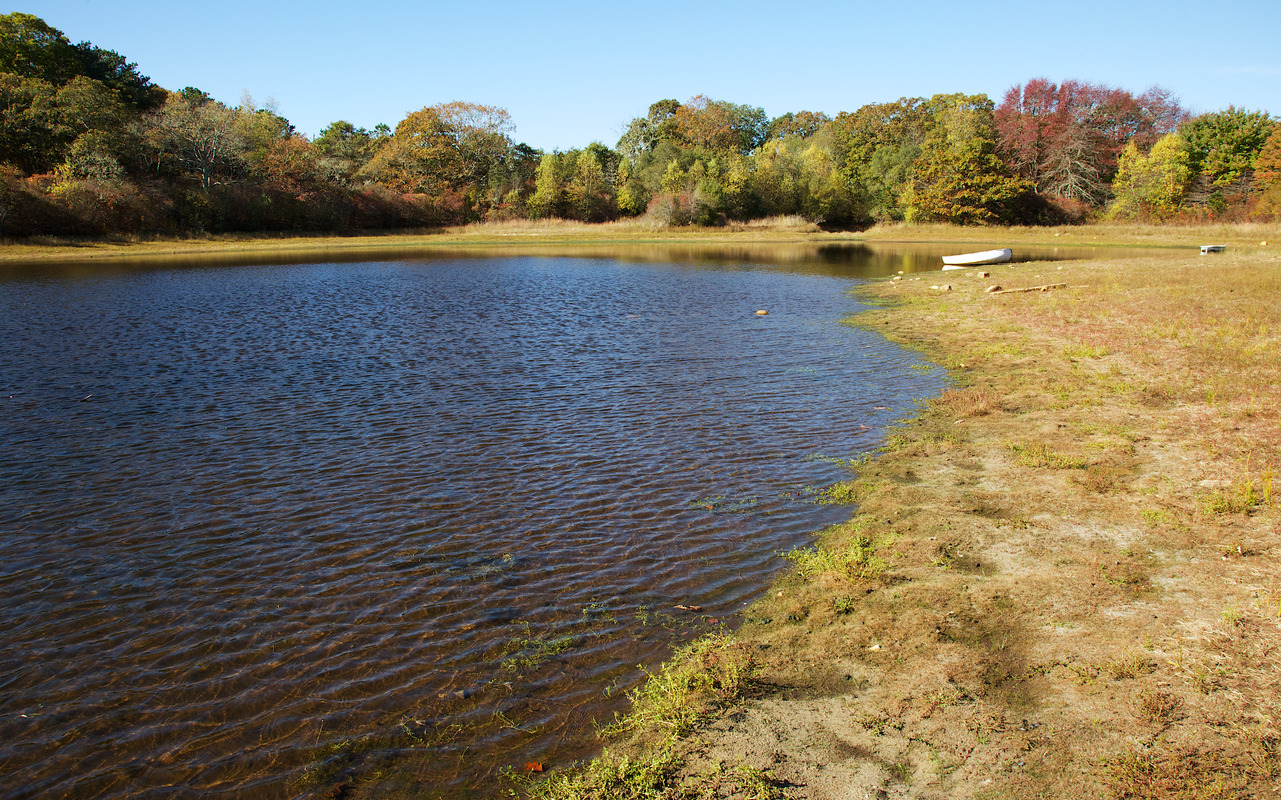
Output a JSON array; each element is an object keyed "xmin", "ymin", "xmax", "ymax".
[
  {"xmin": 861, "ymin": 220, "xmax": 1281, "ymax": 249},
  {"xmin": 933, "ymin": 385, "xmax": 1003, "ymax": 417},
  {"xmin": 730, "ymin": 214, "xmax": 822, "ymax": 232}
]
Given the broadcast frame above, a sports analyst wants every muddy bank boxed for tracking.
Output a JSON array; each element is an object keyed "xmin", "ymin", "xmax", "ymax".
[{"xmin": 530, "ymin": 247, "xmax": 1281, "ymax": 799}]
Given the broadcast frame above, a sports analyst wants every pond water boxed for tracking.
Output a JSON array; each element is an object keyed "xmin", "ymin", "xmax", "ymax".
[{"xmin": 0, "ymin": 243, "xmax": 1135, "ymax": 798}]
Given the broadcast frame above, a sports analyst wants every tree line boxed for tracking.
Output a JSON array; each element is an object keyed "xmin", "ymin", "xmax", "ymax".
[{"xmin": 1, "ymin": 12, "xmax": 1278, "ymax": 238}]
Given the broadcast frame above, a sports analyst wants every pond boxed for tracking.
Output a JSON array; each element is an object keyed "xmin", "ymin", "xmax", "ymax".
[{"xmin": 0, "ymin": 243, "xmax": 1138, "ymax": 798}]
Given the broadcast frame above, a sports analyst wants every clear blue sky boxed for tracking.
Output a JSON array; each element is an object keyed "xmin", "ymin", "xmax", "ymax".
[{"xmin": 15, "ymin": 0, "xmax": 1281, "ymax": 150}]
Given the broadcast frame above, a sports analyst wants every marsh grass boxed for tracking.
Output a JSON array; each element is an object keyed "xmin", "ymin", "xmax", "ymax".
[
  {"xmin": 501, "ymin": 628, "xmax": 578, "ymax": 673},
  {"xmin": 521, "ymin": 636, "xmax": 758, "ymax": 799},
  {"xmin": 605, "ymin": 634, "xmax": 757, "ymax": 740},
  {"xmin": 785, "ymin": 536, "xmax": 886, "ymax": 581},
  {"xmin": 5, "ymin": 219, "xmax": 1281, "ymax": 267},
  {"xmin": 1198, "ymin": 457, "xmax": 1277, "ymax": 518},
  {"xmin": 784, "ymin": 514, "xmax": 892, "ymax": 582},
  {"xmin": 521, "ymin": 741, "xmax": 681, "ymax": 800}
]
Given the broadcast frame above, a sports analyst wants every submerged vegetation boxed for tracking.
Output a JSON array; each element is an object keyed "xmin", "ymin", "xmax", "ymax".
[{"xmin": 1, "ymin": 12, "xmax": 1279, "ymax": 240}]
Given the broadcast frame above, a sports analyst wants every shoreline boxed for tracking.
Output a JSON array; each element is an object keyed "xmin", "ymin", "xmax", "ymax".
[
  {"xmin": 522, "ymin": 234, "xmax": 1281, "ymax": 798},
  {"xmin": 0, "ymin": 220, "xmax": 1276, "ymax": 266}
]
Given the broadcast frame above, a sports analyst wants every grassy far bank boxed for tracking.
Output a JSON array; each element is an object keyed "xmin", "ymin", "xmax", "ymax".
[
  {"xmin": 511, "ymin": 242, "xmax": 1281, "ymax": 798},
  {"xmin": 1, "ymin": 219, "xmax": 1279, "ymax": 265}
]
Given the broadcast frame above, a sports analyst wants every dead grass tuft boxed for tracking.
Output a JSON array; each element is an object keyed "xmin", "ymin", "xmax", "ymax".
[
  {"xmin": 933, "ymin": 385, "xmax": 1004, "ymax": 417},
  {"xmin": 1134, "ymin": 688, "xmax": 1185, "ymax": 727},
  {"xmin": 1106, "ymin": 652, "xmax": 1158, "ymax": 680}
]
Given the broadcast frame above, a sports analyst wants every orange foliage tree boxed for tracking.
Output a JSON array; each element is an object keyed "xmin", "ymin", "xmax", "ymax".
[
  {"xmin": 670, "ymin": 95, "xmax": 769, "ymax": 155},
  {"xmin": 364, "ymin": 101, "xmax": 513, "ymax": 199}
]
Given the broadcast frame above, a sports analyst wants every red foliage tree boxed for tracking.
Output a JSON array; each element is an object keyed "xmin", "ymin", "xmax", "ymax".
[{"xmin": 995, "ymin": 79, "xmax": 1187, "ymax": 206}]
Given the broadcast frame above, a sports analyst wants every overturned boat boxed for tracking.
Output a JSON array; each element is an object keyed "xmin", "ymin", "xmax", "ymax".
[{"xmin": 941, "ymin": 248, "xmax": 1012, "ymax": 267}]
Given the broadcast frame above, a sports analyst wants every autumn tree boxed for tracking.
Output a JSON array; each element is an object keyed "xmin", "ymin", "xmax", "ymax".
[
  {"xmin": 0, "ymin": 70, "xmax": 132, "ymax": 174},
  {"xmin": 0, "ymin": 72, "xmax": 62, "ymax": 172},
  {"xmin": 363, "ymin": 101, "xmax": 514, "ymax": 209},
  {"xmin": 995, "ymin": 79, "xmax": 1186, "ymax": 205},
  {"xmin": 0, "ymin": 164, "xmax": 31, "ymax": 234},
  {"xmin": 256, "ymin": 135, "xmax": 325, "ymax": 195},
  {"xmin": 313, "ymin": 120, "xmax": 388, "ymax": 185},
  {"xmin": 178, "ymin": 86, "xmax": 213, "ymax": 106},
  {"xmin": 614, "ymin": 158, "xmax": 649, "ymax": 216},
  {"xmin": 527, "ymin": 152, "xmax": 561, "ymax": 219},
  {"xmin": 566, "ymin": 143, "xmax": 617, "ymax": 221},
  {"xmin": 57, "ymin": 75, "xmax": 128, "ymax": 138},
  {"xmin": 717, "ymin": 154, "xmax": 754, "ymax": 220},
  {"xmin": 237, "ymin": 96, "xmax": 293, "ymax": 161},
  {"xmin": 1107, "ymin": 132, "xmax": 1191, "ymax": 219},
  {"xmin": 905, "ymin": 94, "xmax": 1029, "ymax": 224},
  {"xmin": 59, "ymin": 131, "xmax": 124, "ymax": 182},
  {"xmin": 1254, "ymin": 126, "xmax": 1281, "ymax": 192},
  {"xmin": 670, "ymin": 95, "xmax": 768, "ymax": 155},
  {"xmin": 1253, "ymin": 127, "xmax": 1281, "ymax": 218},
  {"xmin": 147, "ymin": 92, "xmax": 249, "ymax": 187},
  {"xmin": 831, "ymin": 98, "xmax": 929, "ymax": 220},
  {"xmin": 616, "ymin": 99, "xmax": 681, "ymax": 161},
  {"xmin": 766, "ymin": 111, "xmax": 832, "ymax": 141}
]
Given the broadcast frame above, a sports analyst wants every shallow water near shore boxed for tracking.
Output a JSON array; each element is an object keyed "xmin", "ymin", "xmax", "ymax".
[{"xmin": 0, "ymin": 243, "xmax": 1141, "ymax": 798}]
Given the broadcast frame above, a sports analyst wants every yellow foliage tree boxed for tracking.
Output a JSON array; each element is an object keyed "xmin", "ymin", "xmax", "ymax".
[
  {"xmin": 904, "ymin": 94, "xmax": 1028, "ymax": 225},
  {"xmin": 1107, "ymin": 133, "xmax": 1191, "ymax": 220}
]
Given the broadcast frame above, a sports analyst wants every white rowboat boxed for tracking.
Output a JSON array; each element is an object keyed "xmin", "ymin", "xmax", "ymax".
[{"xmin": 941, "ymin": 248, "xmax": 1012, "ymax": 267}]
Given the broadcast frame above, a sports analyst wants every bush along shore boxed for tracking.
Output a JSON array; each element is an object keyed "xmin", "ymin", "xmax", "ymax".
[{"xmin": 514, "ymin": 243, "xmax": 1281, "ymax": 799}]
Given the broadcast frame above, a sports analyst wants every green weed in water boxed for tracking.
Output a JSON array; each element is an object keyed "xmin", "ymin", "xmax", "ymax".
[{"xmin": 785, "ymin": 518, "xmax": 888, "ymax": 582}]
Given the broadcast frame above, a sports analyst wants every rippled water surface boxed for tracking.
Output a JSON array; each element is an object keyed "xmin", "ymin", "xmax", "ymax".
[{"xmin": 0, "ymin": 247, "xmax": 961, "ymax": 798}]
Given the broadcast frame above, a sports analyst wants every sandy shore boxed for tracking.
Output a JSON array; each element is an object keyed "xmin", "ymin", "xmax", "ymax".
[{"xmin": 524, "ymin": 229, "xmax": 1281, "ymax": 799}]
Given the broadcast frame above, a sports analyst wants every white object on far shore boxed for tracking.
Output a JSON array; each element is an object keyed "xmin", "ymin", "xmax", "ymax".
[
  {"xmin": 1200, "ymin": 244, "xmax": 1226, "ymax": 254},
  {"xmin": 941, "ymin": 248, "xmax": 1012, "ymax": 267}
]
